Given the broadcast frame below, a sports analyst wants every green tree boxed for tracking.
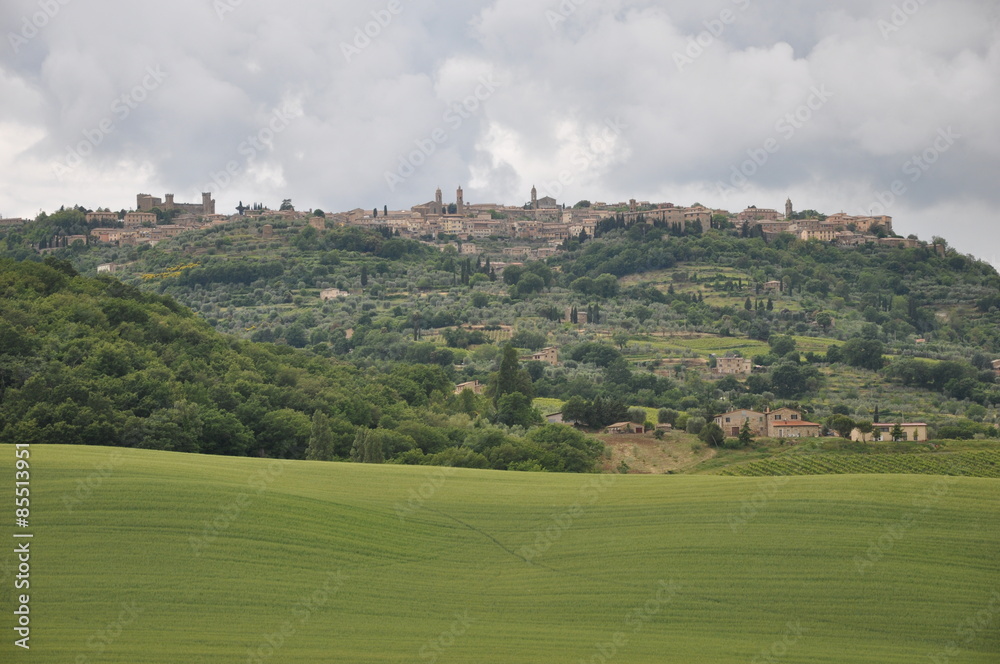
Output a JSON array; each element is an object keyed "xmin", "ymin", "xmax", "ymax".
[
  {"xmin": 826, "ymin": 414, "xmax": 856, "ymax": 439},
  {"xmin": 890, "ymin": 423, "xmax": 905, "ymax": 442},
  {"xmin": 350, "ymin": 428, "xmax": 385, "ymax": 464},
  {"xmin": 855, "ymin": 420, "xmax": 874, "ymax": 442},
  {"xmin": 657, "ymin": 409, "xmax": 678, "ymax": 427},
  {"xmin": 843, "ymin": 338, "xmax": 886, "ymax": 371},
  {"xmin": 257, "ymin": 409, "xmax": 311, "ymax": 458},
  {"xmin": 686, "ymin": 416, "xmax": 706, "ymax": 436},
  {"xmin": 306, "ymin": 411, "xmax": 336, "ymax": 461},
  {"xmin": 739, "ymin": 420, "xmax": 754, "ymax": 447},
  {"xmin": 769, "ymin": 335, "xmax": 797, "ymax": 356},
  {"xmin": 770, "ymin": 363, "xmax": 807, "ymax": 398},
  {"xmin": 495, "ymin": 392, "xmax": 542, "ymax": 428},
  {"xmin": 488, "ymin": 344, "xmax": 535, "ymax": 405},
  {"xmin": 700, "ymin": 422, "xmax": 725, "ymax": 447},
  {"xmin": 562, "ymin": 396, "xmax": 589, "ymax": 424}
]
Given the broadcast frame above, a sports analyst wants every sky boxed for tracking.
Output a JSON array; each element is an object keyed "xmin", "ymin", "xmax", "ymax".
[{"xmin": 1, "ymin": 0, "xmax": 998, "ymax": 259}]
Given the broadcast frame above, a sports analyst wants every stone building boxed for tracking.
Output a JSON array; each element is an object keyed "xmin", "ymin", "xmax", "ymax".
[
  {"xmin": 715, "ymin": 356, "xmax": 753, "ymax": 376},
  {"xmin": 137, "ymin": 192, "xmax": 216, "ymax": 216}
]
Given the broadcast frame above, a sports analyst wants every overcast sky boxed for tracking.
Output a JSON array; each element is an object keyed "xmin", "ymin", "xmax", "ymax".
[{"xmin": 1, "ymin": 0, "xmax": 998, "ymax": 259}]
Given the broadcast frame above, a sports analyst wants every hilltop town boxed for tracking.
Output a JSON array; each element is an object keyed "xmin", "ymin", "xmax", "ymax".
[{"xmin": 2, "ymin": 187, "xmax": 924, "ymax": 258}]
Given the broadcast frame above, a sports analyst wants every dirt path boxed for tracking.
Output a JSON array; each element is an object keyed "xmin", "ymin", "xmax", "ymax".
[{"xmin": 597, "ymin": 432, "xmax": 717, "ymax": 474}]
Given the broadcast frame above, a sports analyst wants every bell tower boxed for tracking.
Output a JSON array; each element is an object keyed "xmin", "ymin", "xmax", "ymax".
[
  {"xmin": 531, "ymin": 185, "xmax": 538, "ymax": 210},
  {"xmin": 785, "ymin": 197, "xmax": 793, "ymax": 220},
  {"xmin": 456, "ymin": 186, "xmax": 464, "ymax": 215}
]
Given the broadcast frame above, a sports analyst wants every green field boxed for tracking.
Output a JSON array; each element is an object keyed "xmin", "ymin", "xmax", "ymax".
[
  {"xmin": 4, "ymin": 446, "xmax": 999, "ymax": 663},
  {"xmin": 720, "ymin": 447, "xmax": 1000, "ymax": 477}
]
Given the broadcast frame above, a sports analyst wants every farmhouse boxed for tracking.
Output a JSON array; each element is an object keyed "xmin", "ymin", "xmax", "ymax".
[
  {"xmin": 715, "ymin": 356, "xmax": 753, "ymax": 376},
  {"xmin": 606, "ymin": 422, "xmax": 646, "ymax": 435},
  {"xmin": 454, "ymin": 381, "xmax": 485, "ymax": 396},
  {"xmin": 715, "ymin": 409, "xmax": 767, "ymax": 437},
  {"xmin": 715, "ymin": 407, "xmax": 820, "ymax": 438},
  {"xmin": 528, "ymin": 347, "xmax": 560, "ymax": 366},
  {"xmin": 852, "ymin": 423, "xmax": 929, "ymax": 443},
  {"xmin": 320, "ymin": 288, "xmax": 349, "ymax": 301}
]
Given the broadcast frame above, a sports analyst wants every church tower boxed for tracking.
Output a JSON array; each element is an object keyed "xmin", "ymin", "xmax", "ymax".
[
  {"xmin": 785, "ymin": 197, "xmax": 793, "ymax": 220},
  {"xmin": 531, "ymin": 185, "xmax": 538, "ymax": 210},
  {"xmin": 456, "ymin": 186, "xmax": 464, "ymax": 215}
]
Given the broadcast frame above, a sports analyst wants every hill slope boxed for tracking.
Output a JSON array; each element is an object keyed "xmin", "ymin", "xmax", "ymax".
[{"xmin": 5, "ymin": 446, "xmax": 998, "ymax": 663}]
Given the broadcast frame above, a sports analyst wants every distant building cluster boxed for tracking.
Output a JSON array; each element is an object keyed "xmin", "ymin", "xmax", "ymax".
[
  {"xmin": 339, "ymin": 186, "xmax": 729, "ymax": 249},
  {"xmin": 715, "ymin": 407, "xmax": 929, "ymax": 442},
  {"xmin": 86, "ymin": 192, "xmax": 247, "ymax": 248},
  {"xmin": 739, "ymin": 199, "xmax": 914, "ymax": 249},
  {"xmin": 15, "ymin": 185, "xmax": 929, "ymax": 256}
]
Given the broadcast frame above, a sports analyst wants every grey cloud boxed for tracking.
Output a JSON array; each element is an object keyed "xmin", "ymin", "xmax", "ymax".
[{"xmin": 0, "ymin": 0, "xmax": 997, "ymax": 258}]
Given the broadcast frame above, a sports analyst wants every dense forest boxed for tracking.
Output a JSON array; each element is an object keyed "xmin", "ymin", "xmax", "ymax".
[{"xmin": 0, "ymin": 258, "xmax": 603, "ymax": 471}]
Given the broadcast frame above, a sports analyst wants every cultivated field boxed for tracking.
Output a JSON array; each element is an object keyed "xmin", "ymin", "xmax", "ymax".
[{"xmin": 3, "ymin": 446, "xmax": 998, "ymax": 663}]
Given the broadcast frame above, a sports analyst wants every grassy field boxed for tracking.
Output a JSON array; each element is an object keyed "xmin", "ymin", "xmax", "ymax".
[{"xmin": 3, "ymin": 446, "xmax": 999, "ymax": 663}]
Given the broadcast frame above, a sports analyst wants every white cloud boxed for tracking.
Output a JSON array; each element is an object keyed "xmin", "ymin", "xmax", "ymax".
[{"xmin": 0, "ymin": 0, "xmax": 997, "ymax": 258}]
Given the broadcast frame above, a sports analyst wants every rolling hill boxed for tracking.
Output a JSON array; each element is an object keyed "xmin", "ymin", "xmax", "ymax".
[{"xmin": 5, "ymin": 445, "xmax": 998, "ymax": 663}]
